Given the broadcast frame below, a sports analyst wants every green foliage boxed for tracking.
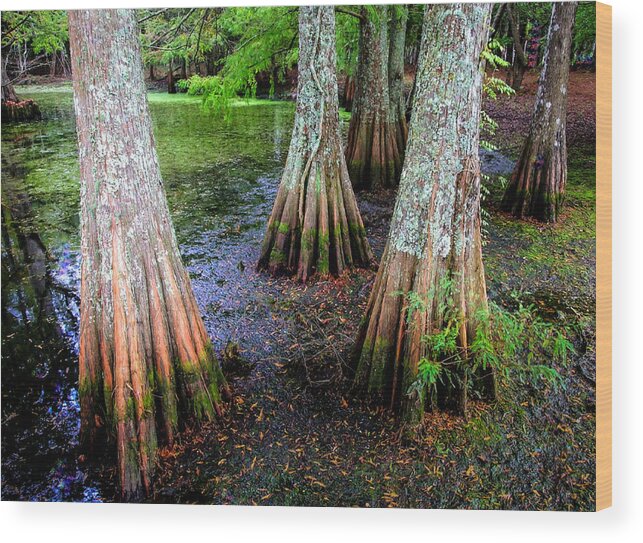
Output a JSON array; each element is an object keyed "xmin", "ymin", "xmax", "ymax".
[
  {"xmin": 478, "ymin": 37, "xmax": 515, "ymax": 245},
  {"xmin": 408, "ymin": 359, "xmax": 442, "ymax": 403},
  {"xmin": 139, "ymin": 8, "xmax": 217, "ymax": 69},
  {"xmin": 480, "ymin": 38, "xmax": 514, "ymax": 148},
  {"xmin": 164, "ymin": 7, "xmax": 298, "ymax": 110},
  {"xmin": 1, "ymin": 11, "xmax": 68, "ymax": 54},
  {"xmin": 403, "ymin": 280, "xmax": 575, "ymax": 404},
  {"xmin": 573, "ymin": 2, "xmax": 597, "ymax": 58},
  {"xmin": 335, "ymin": 8, "xmax": 360, "ymax": 77},
  {"xmin": 216, "ymin": 7, "xmax": 298, "ymax": 98},
  {"xmin": 177, "ymin": 74, "xmax": 237, "ymax": 118}
]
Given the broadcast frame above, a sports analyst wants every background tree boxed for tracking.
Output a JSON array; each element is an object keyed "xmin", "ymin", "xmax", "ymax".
[
  {"xmin": 257, "ymin": 6, "xmax": 373, "ymax": 282},
  {"xmin": 335, "ymin": 7, "xmax": 361, "ymax": 112},
  {"xmin": 68, "ymin": 9, "xmax": 229, "ymax": 500},
  {"xmin": 1, "ymin": 11, "xmax": 67, "ymax": 121},
  {"xmin": 506, "ymin": 2, "xmax": 529, "ymax": 91},
  {"xmin": 571, "ymin": 2, "xmax": 597, "ymax": 69},
  {"xmin": 170, "ymin": 7, "xmax": 299, "ymax": 102},
  {"xmin": 501, "ymin": 2, "xmax": 578, "ymax": 222},
  {"xmin": 388, "ymin": 5, "xmax": 409, "ymax": 154},
  {"xmin": 352, "ymin": 3, "xmax": 494, "ymax": 423},
  {"xmin": 344, "ymin": 5, "xmax": 403, "ymax": 190}
]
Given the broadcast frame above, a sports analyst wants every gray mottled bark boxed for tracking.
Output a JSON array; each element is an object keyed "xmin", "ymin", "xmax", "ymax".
[
  {"xmin": 69, "ymin": 9, "xmax": 228, "ymax": 500},
  {"xmin": 258, "ymin": 6, "xmax": 373, "ymax": 281},
  {"xmin": 501, "ymin": 2, "xmax": 578, "ymax": 222},
  {"xmin": 352, "ymin": 3, "xmax": 495, "ymax": 424}
]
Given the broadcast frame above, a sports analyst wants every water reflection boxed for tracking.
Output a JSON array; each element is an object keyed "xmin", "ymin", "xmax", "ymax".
[{"xmin": 1, "ymin": 165, "xmax": 95, "ymax": 501}]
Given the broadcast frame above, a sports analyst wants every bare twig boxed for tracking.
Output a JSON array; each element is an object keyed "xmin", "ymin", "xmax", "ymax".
[{"xmin": 138, "ymin": 9, "xmax": 169, "ymax": 25}]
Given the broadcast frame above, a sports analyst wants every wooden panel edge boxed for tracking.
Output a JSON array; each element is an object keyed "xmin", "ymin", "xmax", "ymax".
[{"xmin": 595, "ymin": 0, "xmax": 612, "ymax": 512}]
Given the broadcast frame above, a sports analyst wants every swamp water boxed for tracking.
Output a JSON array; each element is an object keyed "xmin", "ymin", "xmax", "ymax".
[{"xmin": 1, "ymin": 85, "xmax": 295, "ymax": 501}]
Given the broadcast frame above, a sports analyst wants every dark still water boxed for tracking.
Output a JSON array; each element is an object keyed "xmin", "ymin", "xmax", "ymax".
[{"xmin": 1, "ymin": 85, "xmax": 295, "ymax": 501}]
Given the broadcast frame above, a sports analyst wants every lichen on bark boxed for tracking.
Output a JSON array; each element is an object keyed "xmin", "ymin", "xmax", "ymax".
[
  {"xmin": 257, "ymin": 6, "xmax": 374, "ymax": 282},
  {"xmin": 344, "ymin": 5, "xmax": 404, "ymax": 190}
]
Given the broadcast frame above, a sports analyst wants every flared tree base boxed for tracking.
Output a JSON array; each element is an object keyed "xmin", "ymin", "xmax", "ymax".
[
  {"xmin": 1, "ymin": 99, "xmax": 41, "ymax": 123},
  {"xmin": 501, "ymin": 142, "xmax": 566, "ymax": 223},
  {"xmin": 351, "ymin": 240, "xmax": 495, "ymax": 426},
  {"xmin": 258, "ymin": 152, "xmax": 374, "ymax": 282},
  {"xmin": 345, "ymin": 113, "xmax": 403, "ymax": 190}
]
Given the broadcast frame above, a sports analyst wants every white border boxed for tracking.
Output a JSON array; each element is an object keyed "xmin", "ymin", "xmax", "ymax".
[{"xmin": 1, "ymin": 1, "xmax": 641, "ymax": 541}]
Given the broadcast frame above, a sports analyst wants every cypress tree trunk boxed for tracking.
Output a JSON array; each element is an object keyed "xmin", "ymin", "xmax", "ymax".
[
  {"xmin": 352, "ymin": 3, "xmax": 495, "ymax": 424},
  {"xmin": 1, "ymin": 60, "xmax": 41, "ymax": 122},
  {"xmin": 388, "ymin": 5, "xmax": 409, "ymax": 155},
  {"xmin": 69, "ymin": 9, "xmax": 229, "ymax": 500},
  {"xmin": 501, "ymin": 2, "xmax": 577, "ymax": 222},
  {"xmin": 345, "ymin": 6, "xmax": 403, "ymax": 190},
  {"xmin": 258, "ymin": 6, "xmax": 374, "ymax": 282}
]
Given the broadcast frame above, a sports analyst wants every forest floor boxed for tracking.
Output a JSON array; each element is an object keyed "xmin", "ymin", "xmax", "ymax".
[{"xmin": 124, "ymin": 70, "xmax": 599, "ymax": 510}]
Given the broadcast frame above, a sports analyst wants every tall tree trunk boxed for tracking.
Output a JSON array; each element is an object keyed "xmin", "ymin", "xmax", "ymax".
[
  {"xmin": 501, "ymin": 2, "xmax": 577, "ymax": 223},
  {"xmin": 69, "ymin": 9, "xmax": 229, "ymax": 500},
  {"xmin": 206, "ymin": 50, "xmax": 215, "ymax": 76},
  {"xmin": 258, "ymin": 6, "xmax": 374, "ymax": 282},
  {"xmin": 507, "ymin": 3, "xmax": 527, "ymax": 92},
  {"xmin": 388, "ymin": 5, "xmax": 409, "ymax": 156},
  {"xmin": 49, "ymin": 53, "xmax": 57, "ymax": 77},
  {"xmin": 490, "ymin": 3, "xmax": 506, "ymax": 40},
  {"xmin": 345, "ymin": 6, "xmax": 403, "ymax": 190},
  {"xmin": 351, "ymin": 3, "xmax": 495, "ymax": 424}
]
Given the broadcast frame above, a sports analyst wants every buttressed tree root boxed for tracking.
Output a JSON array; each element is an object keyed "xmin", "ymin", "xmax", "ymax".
[{"xmin": 501, "ymin": 2, "xmax": 578, "ymax": 223}]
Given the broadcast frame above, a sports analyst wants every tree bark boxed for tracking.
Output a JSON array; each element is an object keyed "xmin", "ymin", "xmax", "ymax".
[
  {"xmin": 1, "ymin": 60, "xmax": 41, "ymax": 122},
  {"xmin": 1, "ymin": 60, "xmax": 19, "ymax": 102},
  {"xmin": 341, "ymin": 75, "xmax": 355, "ymax": 112},
  {"xmin": 258, "ymin": 6, "xmax": 374, "ymax": 282},
  {"xmin": 167, "ymin": 59, "xmax": 176, "ymax": 93},
  {"xmin": 69, "ymin": 9, "xmax": 229, "ymax": 500},
  {"xmin": 388, "ymin": 5, "xmax": 409, "ymax": 155},
  {"xmin": 345, "ymin": 6, "xmax": 403, "ymax": 190},
  {"xmin": 351, "ymin": 3, "xmax": 495, "ymax": 424},
  {"xmin": 501, "ymin": 2, "xmax": 577, "ymax": 223}
]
